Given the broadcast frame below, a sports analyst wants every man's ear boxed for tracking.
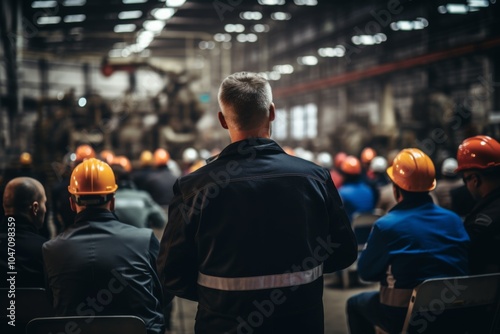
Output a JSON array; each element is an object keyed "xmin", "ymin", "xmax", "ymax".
[
  {"xmin": 109, "ymin": 197, "xmax": 115, "ymax": 211},
  {"xmin": 218, "ymin": 111, "xmax": 228, "ymax": 129},
  {"xmin": 269, "ymin": 103, "xmax": 276, "ymax": 122},
  {"xmin": 69, "ymin": 196, "xmax": 77, "ymax": 212},
  {"xmin": 31, "ymin": 201, "xmax": 39, "ymax": 216}
]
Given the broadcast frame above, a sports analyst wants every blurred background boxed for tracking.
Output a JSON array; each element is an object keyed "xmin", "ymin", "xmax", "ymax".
[{"xmin": 0, "ymin": 0, "xmax": 499, "ymax": 180}]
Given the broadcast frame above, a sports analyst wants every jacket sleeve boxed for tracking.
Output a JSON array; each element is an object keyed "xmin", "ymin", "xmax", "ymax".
[
  {"xmin": 156, "ymin": 180, "xmax": 199, "ymax": 301},
  {"xmin": 357, "ymin": 223, "xmax": 389, "ymax": 282},
  {"xmin": 323, "ymin": 176, "xmax": 358, "ymax": 273}
]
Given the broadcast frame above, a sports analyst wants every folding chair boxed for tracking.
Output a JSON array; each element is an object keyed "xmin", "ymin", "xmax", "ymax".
[
  {"xmin": 0, "ymin": 287, "xmax": 54, "ymax": 334},
  {"xmin": 401, "ymin": 273, "xmax": 500, "ymax": 334},
  {"xmin": 26, "ymin": 315, "xmax": 147, "ymax": 334}
]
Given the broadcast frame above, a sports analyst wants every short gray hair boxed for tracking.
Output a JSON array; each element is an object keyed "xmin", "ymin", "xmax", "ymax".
[{"xmin": 218, "ymin": 72, "xmax": 273, "ymax": 130}]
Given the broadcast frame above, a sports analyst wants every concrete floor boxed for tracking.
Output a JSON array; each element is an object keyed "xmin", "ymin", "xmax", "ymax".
[{"xmin": 168, "ymin": 274, "xmax": 378, "ymax": 334}]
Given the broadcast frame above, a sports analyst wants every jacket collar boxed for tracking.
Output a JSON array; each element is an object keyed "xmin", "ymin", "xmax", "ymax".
[
  {"xmin": 389, "ymin": 193, "xmax": 434, "ymax": 212},
  {"xmin": 207, "ymin": 138, "xmax": 283, "ymax": 163},
  {"xmin": 468, "ymin": 186, "xmax": 500, "ymax": 216},
  {"xmin": 74, "ymin": 208, "xmax": 118, "ymax": 225}
]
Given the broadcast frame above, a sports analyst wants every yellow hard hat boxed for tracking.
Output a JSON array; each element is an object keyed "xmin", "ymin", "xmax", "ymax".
[
  {"xmin": 68, "ymin": 158, "xmax": 118, "ymax": 196},
  {"xmin": 140, "ymin": 150, "xmax": 154, "ymax": 167},
  {"xmin": 19, "ymin": 152, "xmax": 32, "ymax": 165},
  {"xmin": 387, "ymin": 148, "xmax": 436, "ymax": 192}
]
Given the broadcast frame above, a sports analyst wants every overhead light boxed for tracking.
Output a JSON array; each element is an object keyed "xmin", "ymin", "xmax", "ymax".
[
  {"xmin": 318, "ymin": 46, "xmax": 345, "ymax": 57},
  {"xmin": 114, "ymin": 24, "xmax": 136, "ymax": 33},
  {"xmin": 297, "ymin": 56, "xmax": 318, "ymax": 66},
  {"xmin": 467, "ymin": 0, "xmax": 489, "ymax": 7},
  {"xmin": 143, "ymin": 20, "xmax": 166, "ymax": 33},
  {"xmin": 63, "ymin": 0, "xmax": 86, "ymax": 5},
  {"xmin": 152, "ymin": 8, "xmax": 175, "ymax": 20},
  {"xmin": 64, "ymin": 14, "xmax": 86, "ymax": 23},
  {"xmin": 118, "ymin": 10, "xmax": 143, "ymax": 20},
  {"xmin": 166, "ymin": 0, "xmax": 186, "ymax": 6},
  {"xmin": 391, "ymin": 18, "xmax": 430, "ymax": 31},
  {"xmin": 351, "ymin": 33, "xmax": 387, "ymax": 45},
  {"xmin": 32, "ymin": 1, "xmax": 57, "ymax": 8},
  {"xmin": 271, "ymin": 12, "xmax": 292, "ymax": 20},
  {"xmin": 199, "ymin": 41, "xmax": 215, "ymax": 50},
  {"xmin": 122, "ymin": 0, "xmax": 147, "ymax": 4},
  {"xmin": 236, "ymin": 34, "xmax": 258, "ymax": 43},
  {"xmin": 224, "ymin": 24, "xmax": 245, "ymax": 33},
  {"xmin": 252, "ymin": 24, "xmax": 270, "ymax": 33},
  {"xmin": 37, "ymin": 16, "xmax": 61, "ymax": 25},
  {"xmin": 438, "ymin": 4, "xmax": 469, "ymax": 14},
  {"xmin": 273, "ymin": 64, "xmax": 294, "ymax": 74},
  {"xmin": 294, "ymin": 0, "xmax": 318, "ymax": 5},
  {"xmin": 214, "ymin": 33, "xmax": 231, "ymax": 42},
  {"xmin": 258, "ymin": 0, "xmax": 285, "ymax": 5},
  {"xmin": 240, "ymin": 11, "xmax": 263, "ymax": 20}
]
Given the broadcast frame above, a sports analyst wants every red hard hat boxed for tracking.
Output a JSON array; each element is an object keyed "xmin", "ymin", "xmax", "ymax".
[{"xmin": 455, "ymin": 136, "xmax": 500, "ymax": 172}]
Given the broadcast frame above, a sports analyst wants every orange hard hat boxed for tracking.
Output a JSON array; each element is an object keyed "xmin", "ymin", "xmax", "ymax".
[
  {"xmin": 75, "ymin": 144, "xmax": 95, "ymax": 162},
  {"xmin": 99, "ymin": 149, "xmax": 115, "ymax": 164},
  {"xmin": 387, "ymin": 148, "xmax": 436, "ymax": 192},
  {"xmin": 111, "ymin": 155, "xmax": 132, "ymax": 173},
  {"xmin": 19, "ymin": 152, "xmax": 32, "ymax": 165},
  {"xmin": 154, "ymin": 148, "xmax": 170, "ymax": 166},
  {"xmin": 455, "ymin": 135, "xmax": 500, "ymax": 173},
  {"xmin": 139, "ymin": 150, "xmax": 154, "ymax": 167},
  {"xmin": 340, "ymin": 156, "xmax": 362, "ymax": 175},
  {"xmin": 361, "ymin": 147, "xmax": 376, "ymax": 164},
  {"xmin": 68, "ymin": 158, "xmax": 118, "ymax": 196}
]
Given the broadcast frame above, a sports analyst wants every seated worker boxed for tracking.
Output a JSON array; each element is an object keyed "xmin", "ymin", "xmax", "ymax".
[
  {"xmin": 455, "ymin": 135, "xmax": 500, "ymax": 274},
  {"xmin": 338, "ymin": 155, "xmax": 376, "ymax": 221},
  {"xmin": 346, "ymin": 148, "xmax": 469, "ymax": 334},
  {"xmin": 110, "ymin": 157, "xmax": 167, "ymax": 238},
  {"xmin": 0, "ymin": 177, "xmax": 47, "ymax": 288},
  {"xmin": 42, "ymin": 158, "xmax": 165, "ymax": 334}
]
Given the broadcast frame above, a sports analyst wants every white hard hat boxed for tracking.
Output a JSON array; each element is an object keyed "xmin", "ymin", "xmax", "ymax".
[
  {"xmin": 182, "ymin": 147, "xmax": 198, "ymax": 164},
  {"xmin": 370, "ymin": 156, "xmax": 388, "ymax": 173},
  {"xmin": 441, "ymin": 157, "xmax": 458, "ymax": 176},
  {"xmin": 316, "ymin": 152, "xmax": 333, "ymax": 168}
]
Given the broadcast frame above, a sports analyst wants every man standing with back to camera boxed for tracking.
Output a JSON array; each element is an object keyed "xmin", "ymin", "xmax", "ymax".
[{"xmin": 157, "ymin": 72, "xmax": 357, "ymax": 334}]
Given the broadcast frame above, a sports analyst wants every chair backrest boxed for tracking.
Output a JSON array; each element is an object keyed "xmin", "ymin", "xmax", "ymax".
[
  {"xmin": 26, "ymin": 315, "xmax": 147, "ymax": 334},
  {"xmin": 401, "ymin": 273, "xmax": 500, "ymax": 334},
  {"xmin": 0, "ymin": 287, "xmax": 54, "ymax": 334},
  {"xmin": 352, "ymin": 213, "xmax": 379, "ymax": 250}
]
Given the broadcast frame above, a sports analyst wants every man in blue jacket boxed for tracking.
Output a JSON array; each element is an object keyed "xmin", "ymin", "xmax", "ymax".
[
  {"xmin": 157, "ymin": 72, "xmax": 357, "ymax": 334},
  {"xmin": 346, "ymin": 148, "xmax": 469, "ymax": 334}
]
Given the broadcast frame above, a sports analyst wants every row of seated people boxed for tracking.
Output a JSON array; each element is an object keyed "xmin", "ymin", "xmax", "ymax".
[
  {"xmin": 335, "ymin": 137, "xmax": 500, "ymax": 333},
  {"xmin": 2, "ymin": 136, "xmax": 499, "ymax": 334},
  {"xmin": 0, "ymin": 71, "xmax": 499, "ymax": 334}
]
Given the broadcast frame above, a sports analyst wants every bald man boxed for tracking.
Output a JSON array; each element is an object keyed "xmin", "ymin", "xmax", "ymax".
[{"xmin": 0, "ymin": 177, "xmax": 47, "ymax": 287}]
